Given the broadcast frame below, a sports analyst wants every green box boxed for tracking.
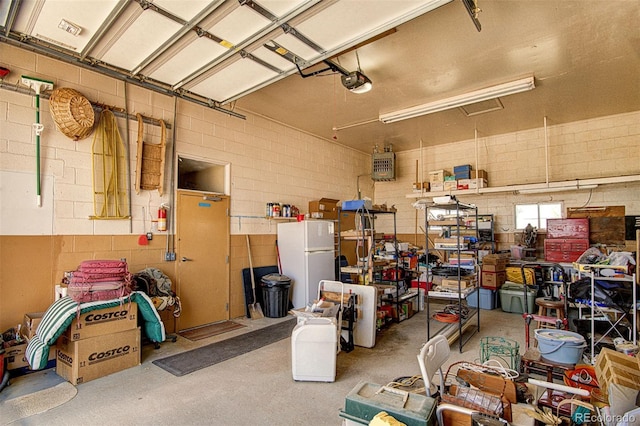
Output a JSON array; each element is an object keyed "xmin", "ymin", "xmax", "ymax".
[{"xmin": 339, "ymin": 382, "xmax": 436, "ymax": 426}]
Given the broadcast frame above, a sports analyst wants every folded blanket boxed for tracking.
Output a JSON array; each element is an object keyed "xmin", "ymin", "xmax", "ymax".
[{"xmin": 26, "ymin": 291, "xmax": 165, "ymax": 370}]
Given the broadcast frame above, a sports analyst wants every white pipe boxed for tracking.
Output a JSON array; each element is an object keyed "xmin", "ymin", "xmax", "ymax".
[
  {"xmin": 544, "ymin": 116, "xmax": 549, "ymax": 185},
  {"xmin": 528, "ymin": 378, "xmax": 591, "ymax": 397}
]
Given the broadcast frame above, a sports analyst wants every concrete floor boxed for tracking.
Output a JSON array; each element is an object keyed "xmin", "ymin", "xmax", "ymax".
[{"xmin": 2, "ymin": 306, "xmax": 532, "ymax": 425}]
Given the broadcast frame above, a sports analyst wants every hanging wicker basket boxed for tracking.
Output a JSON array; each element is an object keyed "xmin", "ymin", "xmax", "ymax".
[{"xmin": 49, "ymin": 87, "xmax": 95, "ymax": 141}]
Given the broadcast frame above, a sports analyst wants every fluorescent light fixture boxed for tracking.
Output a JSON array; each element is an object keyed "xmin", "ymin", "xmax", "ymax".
[
  {"xmin": 518, "ymin": 184, "xmax": 597, "ymax": 194},
  {"xmin": 379, "ymin": 76, "xmax": 535, "ymax": 123}
]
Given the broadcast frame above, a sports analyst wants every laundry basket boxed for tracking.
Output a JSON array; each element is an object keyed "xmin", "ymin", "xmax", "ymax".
[{"xmin": 49, "ymin": 87, "xmax": 95, "ymax": 141}]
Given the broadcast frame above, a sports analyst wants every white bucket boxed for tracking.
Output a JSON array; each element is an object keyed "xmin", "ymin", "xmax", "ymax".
[{"xmin": 534, "ymin": 329, "xmax": 586, "ymax": 364}]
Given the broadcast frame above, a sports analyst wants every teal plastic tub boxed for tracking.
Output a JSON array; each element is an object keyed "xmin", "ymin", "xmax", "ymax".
[
  {"xmin": 499, "ymin": 283, "xmax": 536, "ymax": 314},
  {"xmin": 339, "ymin": 382, "xmax": 436, "ymax": 426}
]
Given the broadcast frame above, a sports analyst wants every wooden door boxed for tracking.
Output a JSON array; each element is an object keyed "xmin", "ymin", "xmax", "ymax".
[{"xmin": 176, "ymin": 191, "xmax": 229, "ymax": 331}]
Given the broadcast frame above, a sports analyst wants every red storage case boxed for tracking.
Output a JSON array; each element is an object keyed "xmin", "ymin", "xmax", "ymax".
[
  {"xmin": 546, "ymin": 218, "xmax": 589, "ymax": 239},
  {"xmin": 544, "ymin": 238, "xmax": 589, "ymax": 262}
]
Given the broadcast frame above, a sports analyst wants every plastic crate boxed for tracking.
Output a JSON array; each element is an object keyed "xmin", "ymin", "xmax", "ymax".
[
  {"xmin": 499, "ymin": 284, "xmax": 536, "ymax": 314},
  {"xmin": 467, "ymin": 288, "xmax": 498, "ymax": 310}
]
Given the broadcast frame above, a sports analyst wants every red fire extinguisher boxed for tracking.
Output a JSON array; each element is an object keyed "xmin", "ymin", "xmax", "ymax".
[{"xmin": 158, "ymin": 207, "xmax": 167, "ymax": 232}]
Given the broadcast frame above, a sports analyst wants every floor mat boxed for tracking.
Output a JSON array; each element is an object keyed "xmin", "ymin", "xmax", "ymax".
[
  {"xmin": 153, "ymin": 318, "xmax": 296, "ymax": 377},
  {"xmin": 0, "ymin": 381, "xmax": 77, "ymax": 424},
  {"xmin": 178, "ymin": 321, "xmax": 245, "ymax": 341}
]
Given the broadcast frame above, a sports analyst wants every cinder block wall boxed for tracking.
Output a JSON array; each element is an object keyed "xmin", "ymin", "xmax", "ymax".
[
  {"xmin": 375, "ymin": 112, "xmax": 640, "ymax": 246},
  {"xmin": 1, "ymin": 42, "xmax": 638, "ymax": 331},
  {"xmin": 0, "ymin": 43, "xmax": 369, "ymax": 330}
]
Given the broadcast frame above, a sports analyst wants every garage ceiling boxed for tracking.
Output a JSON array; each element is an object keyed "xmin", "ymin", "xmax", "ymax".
[{"xmin": 2, "ymin": 0, "xmax": 639, "ymax": 153}]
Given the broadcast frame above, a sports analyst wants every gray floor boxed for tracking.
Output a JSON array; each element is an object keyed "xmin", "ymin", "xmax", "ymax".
[{"xmin": 2, "ymin": 306, "xmax": 530, "ymax": 425}]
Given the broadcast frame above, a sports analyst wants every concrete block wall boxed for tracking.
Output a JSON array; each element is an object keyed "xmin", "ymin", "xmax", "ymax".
[{"xmin": 375, "ymin": 111, "xmax": 640, "ymax": 240}]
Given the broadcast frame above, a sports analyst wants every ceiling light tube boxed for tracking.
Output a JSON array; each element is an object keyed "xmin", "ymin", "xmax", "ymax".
[
  {"xmin": 518, "ymin": 184, "xmax": 597, "ymax": 194},
  {"xmin": 379, "ymin": 76, "xmax": 535, "ymax": 123}
]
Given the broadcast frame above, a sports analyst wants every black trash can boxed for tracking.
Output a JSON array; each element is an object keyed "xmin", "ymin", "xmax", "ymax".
[{"xmin": 260, "ymin": 273, "xmax": 292, "ymax": 318}]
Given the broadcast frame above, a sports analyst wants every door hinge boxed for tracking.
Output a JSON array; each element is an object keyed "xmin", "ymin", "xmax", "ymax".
[
  {"xmin": 226, "ymin": 303, "xmax": 229, "ymax": 312},
  {"xmin": 226, "ymin": 255, "xmax": 229, "ymax": 264}
]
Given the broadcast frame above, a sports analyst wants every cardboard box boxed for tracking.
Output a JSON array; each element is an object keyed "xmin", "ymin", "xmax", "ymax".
[
  {"xmin": 4, "ymin": 341, "xmax": 28, "ymax": 370},
  {"xmin": 441, "ymin": 278, "xmax": 475, "ymax": 289},
  {"xmin": 482, "ymin": 264, "xmax": 506, "ymax": 273},
  {"xmin": 430, "ymin": 182, "xmax": 444, "ymax": 192},
  {"xmin": 456, "ymin": 178, "xmax": 487, "ymax": 190},
  {"xmin": 481, "ymin": 271, "xmax": 506, "ymax": 289},
  {"xmin": 56, "ymin": 327, "xmax": 141, "ymax": 385},
  {"xmin": 309, "ymin": 198, "xmax": 339, "ymax": 219},
  {"xmin": 23, "ymin": 312, "xmax": 45, "ymax": 340},
  {"xmin": 472, "ymin": 169, "xmax": 489, "ymax": 180},
  {"xmin": 443, "ymin": 181, "xmax": 457, "ymax": 191},
  {"xmin": 5, "ymin": 335, "xmax": 56, "ymax": 370},
  {"xmin": 63, "ymin": 303, "xmax": 138, "ymax": 341},
  {"xmin": 482, "ymin": 254, "xmax": 509, "ymax": 269},
  {"xmin": 412, "ymin": 181, "xmax": 429, "ymax": 191},
  {"xmin": 428, "ymin": 169, "xmax": 450, "ymax": 183}
]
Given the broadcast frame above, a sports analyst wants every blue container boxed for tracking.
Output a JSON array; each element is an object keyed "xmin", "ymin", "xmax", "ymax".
[
  {"xmin": 467, "ymin": 288, "xmax": 498, "ymax": 310},
  {"xmin": 453, "ymin": 164, "xmax": 472, "ymax": 173}
]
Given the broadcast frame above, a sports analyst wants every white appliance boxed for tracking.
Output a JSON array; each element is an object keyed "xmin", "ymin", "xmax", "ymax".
[
  {"xmin": 291, "ymin": 317, "xmax": 337, "ymax": 382},
  {"xmin": 277, "ymin": 220, "xmax": 335, "ymax": 309},
  {"xmin": 321, "ymin": 281, "xmax": 377, "ymax": 348}
]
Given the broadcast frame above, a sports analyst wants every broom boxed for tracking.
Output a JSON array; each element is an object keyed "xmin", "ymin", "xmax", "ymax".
[{"xmin": 246, "ymin": 235, "xmax": 264, "ymax": 319}]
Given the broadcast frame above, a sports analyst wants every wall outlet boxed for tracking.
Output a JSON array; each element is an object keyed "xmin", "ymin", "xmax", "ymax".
[{"xmin": 165, "ymin": 252, "xmax": 176, "ymax": 261}]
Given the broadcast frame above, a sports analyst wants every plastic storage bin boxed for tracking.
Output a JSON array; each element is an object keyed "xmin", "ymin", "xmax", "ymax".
[
  {"xmin": 260, "ymin": 273, "xmax": 291, "ymax": 318},
  {"xmin": 534, "ymin": 329, "xmax": 586, "ymax": 364},
  {"xmin": 499, "ymin": 283, "xmax": 536, "ymax": 314},
  {"xmin": 339, "ymin": 382, "xmax": 436, "ymax": 426},
  {"xmin": 291, "ymin": 317, "xmax": 337, "ymax": 382},
  {"xmin": 466, "ymin": 288, "xmax": 498, "ymax": 310}
]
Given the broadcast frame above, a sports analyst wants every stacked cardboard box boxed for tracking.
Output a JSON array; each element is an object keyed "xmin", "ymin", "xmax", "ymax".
[
  {"xmin": 4, "ymin": 312, "xmax": 54, "ymax": 371},
  {"xmin": 308, "ymin": 198, "xmax": 339, "ymax": 219},
  {"xmin": 481, "ymin": 254, "xmax": 508, "ymax": 289},
  {"xmin": 55, "ymin": 304, "xmax": 140, "ymax": 385}
]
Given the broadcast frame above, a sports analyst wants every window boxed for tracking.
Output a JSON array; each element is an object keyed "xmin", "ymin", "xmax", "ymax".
[{"xmin": 515, "ymin": 203, "xmax": 562, "ymax": 230}]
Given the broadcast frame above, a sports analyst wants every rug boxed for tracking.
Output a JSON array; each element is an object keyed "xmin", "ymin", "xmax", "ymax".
[
  {"xmin": 153, "ymin": 318, "xmax": 296, "ymax": 377},
  {"xmin": 178, "ymin": 321, "xmax": 245, "ymax": 341},
  {"xmin": 0, "ymin": 381, "xmax": 77, "ymax": 424}
]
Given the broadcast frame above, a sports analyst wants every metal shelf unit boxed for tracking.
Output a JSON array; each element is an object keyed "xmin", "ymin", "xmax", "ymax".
[
  {"xmin": 338, "ymin": 208, "xmax": 417, "ymax": 323},
  {"xmin": 424, "ymin": 199, "xmax": 480, "ymax": 353},
  {"xmin": 574, "ymin": 263, "xmax": 637, "ymax": 364}
]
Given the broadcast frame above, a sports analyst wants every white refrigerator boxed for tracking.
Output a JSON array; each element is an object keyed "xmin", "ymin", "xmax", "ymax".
[{"xmin": 277, "ymin": 220, "xmax": 335, "ymax": 309}]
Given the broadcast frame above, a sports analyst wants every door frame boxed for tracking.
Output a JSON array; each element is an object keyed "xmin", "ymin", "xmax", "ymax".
[{"xmin": 175, "ymin": 189, "xmax": 230, "ymax": 330}]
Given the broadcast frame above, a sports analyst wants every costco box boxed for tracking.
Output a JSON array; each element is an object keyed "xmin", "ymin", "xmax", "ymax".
[
  {"xmin": 309, "ymin": 198, "xmax": 339, "ymax": 219},
  {"xmin": 481, "ymin": 271, "xmax": 506, "ymax": 289},
  {"xmin": 56, "ymin": 327, "xmax": 140, "ymax": 385},
  {"xmin": 546, "ymin": 218, "xmax": 589, "ymax": 239},
  {"xmin": 63, "ymin": 303, "xmax": 138, "ymax": 341}
]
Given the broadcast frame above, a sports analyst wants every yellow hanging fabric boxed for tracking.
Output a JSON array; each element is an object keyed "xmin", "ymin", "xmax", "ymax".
[{"xmin": 90, "ymin": 110, "xmax": 130, "ymax": 219}]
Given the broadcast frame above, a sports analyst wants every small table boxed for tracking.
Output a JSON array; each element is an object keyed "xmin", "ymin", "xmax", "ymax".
[{"xmin": 521, "ymin": 348, "xmax": 575, "ymax": 382}]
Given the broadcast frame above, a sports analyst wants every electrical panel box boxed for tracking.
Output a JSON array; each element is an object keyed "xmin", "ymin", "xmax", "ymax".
[{"xmin": 372, "ymin": 152, "xmax": 395, "ymax": 181}]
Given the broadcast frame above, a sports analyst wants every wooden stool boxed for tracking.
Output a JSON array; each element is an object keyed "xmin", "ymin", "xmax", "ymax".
[{"xmin": 535, "ymin": 298, "xmax": 565, "ymax": 330}]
